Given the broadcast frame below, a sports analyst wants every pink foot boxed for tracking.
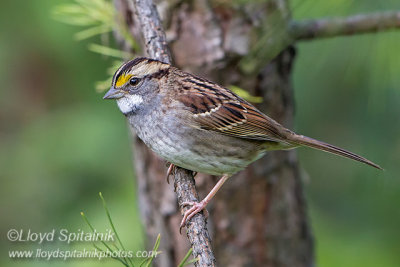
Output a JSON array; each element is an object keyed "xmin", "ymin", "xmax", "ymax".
[{"xmin": 179, "ymin": 200, "xmax": 208, "ymax": 233}]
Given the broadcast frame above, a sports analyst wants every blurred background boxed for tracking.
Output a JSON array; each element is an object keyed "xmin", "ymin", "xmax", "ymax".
[{"xmin": 0, "ymin": 0, "xmax": 399, "ymax": 266}]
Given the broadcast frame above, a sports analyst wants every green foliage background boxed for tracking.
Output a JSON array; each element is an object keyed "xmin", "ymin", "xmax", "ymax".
[{"xmin": 0, "ymin": 0, "xmax": 399, "ymax": 266}]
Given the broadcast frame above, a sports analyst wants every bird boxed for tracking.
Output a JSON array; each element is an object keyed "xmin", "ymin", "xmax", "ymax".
[{"xmin": 103, "ymin": 57, "xmax": 382, "ymax": 229}]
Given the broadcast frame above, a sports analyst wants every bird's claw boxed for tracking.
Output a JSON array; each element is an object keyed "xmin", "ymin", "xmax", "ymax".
[
  {"xmin": 166, "ymin": 163, "xmax": 175, "ymax": 184},
  {"xmin": 179, "ymin": 200, "xmax": 208, "ymax": 234},
  {"xmin": 167, "ymin": 164, "xmax": 197, "ymax": 185}
]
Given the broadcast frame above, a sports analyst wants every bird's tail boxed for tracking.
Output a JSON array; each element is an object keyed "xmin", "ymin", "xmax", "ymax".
[{"xmin": 288, "ymin": 134, "xmax": 382, "ymax": 170}]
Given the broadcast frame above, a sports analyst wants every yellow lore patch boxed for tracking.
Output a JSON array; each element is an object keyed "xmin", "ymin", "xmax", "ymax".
[{"xmin": 115, "ymin": 73, "xmax": 133, "ymax": 88}]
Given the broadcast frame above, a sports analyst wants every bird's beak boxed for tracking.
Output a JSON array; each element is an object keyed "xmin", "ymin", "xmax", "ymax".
[{"xmin": 103, "ymin": 87, "xmax": 125, "ymax": 99}]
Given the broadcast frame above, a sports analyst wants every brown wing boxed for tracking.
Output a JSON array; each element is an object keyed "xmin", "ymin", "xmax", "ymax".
[
  {"xmin": 171, "ymin": 69, "xmax": 382, "ymax": 169},
  {"xmin": 175, "ymin": 73, "xmax": 291, "ymax": 143}
]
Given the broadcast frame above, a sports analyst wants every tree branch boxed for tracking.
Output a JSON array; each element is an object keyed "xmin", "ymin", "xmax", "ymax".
[
  {"xmin": 130, "ymin": 0, "xmax": 171, "ymax": 63},
  {"xmin": 129, "ymin": 0, "xmax": 216, "ymax": 266},
  {"xmin": 291, "ymin": 11, "xmax": 400, "ymax": 40}
]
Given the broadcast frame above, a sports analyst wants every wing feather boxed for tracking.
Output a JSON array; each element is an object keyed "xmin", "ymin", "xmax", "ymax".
[{"xmin": 175, "ymin": 74, "xmax": 291, "ymax": 143}]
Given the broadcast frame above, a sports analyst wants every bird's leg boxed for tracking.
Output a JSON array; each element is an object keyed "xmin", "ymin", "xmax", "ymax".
[
  {"xmin": 179, "ymin": 174, "xmax": 230, "ymax": 232},
  {"xmin": 166, "ymin": 163, "xmax": 176, "ymax": 184}
]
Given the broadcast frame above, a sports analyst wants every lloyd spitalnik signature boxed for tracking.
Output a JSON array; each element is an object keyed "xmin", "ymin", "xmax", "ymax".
[{"xmin": 7, "ymin": 228, "xmax": 115, "ymax": 244}]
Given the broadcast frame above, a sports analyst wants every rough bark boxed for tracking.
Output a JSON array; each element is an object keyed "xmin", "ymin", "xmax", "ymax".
[{"xmin": 115, "ymin": 0, "xmax": 314, "ymax": 266}]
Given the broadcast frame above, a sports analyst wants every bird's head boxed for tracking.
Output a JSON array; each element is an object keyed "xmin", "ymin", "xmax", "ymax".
[{"xmin": 103, "ymin": 57, "xmax": 170, "ymax": 115}]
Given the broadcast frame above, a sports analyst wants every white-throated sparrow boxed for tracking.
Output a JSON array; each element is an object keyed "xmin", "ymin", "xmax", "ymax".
[{"xmin": 103, "ymin": 57, "xmax": 382, "ymax": 228}]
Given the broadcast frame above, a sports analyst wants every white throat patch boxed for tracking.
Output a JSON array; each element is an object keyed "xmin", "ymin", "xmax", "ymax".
[{"xmin": 116, "ymin": 94, "xmax": 144, "ymax": 114}]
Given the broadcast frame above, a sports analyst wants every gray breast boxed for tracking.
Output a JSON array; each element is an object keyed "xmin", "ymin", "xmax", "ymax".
[{"xmin": 127, "ymin": 108, "xmax": 266, "ymax": 176}]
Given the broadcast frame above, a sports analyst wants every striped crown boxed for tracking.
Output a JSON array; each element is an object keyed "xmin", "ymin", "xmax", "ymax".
[{"xmin": 112, "ymin": 58, "xmax": 170, "ymax": 88}]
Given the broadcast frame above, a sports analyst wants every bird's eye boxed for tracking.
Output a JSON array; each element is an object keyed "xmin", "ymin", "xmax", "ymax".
[{"xmin": 129, "ymin": 77, "xmax": 140, "ymax": 86}]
